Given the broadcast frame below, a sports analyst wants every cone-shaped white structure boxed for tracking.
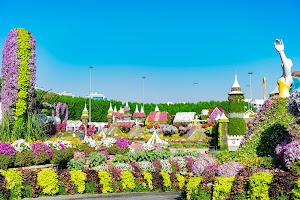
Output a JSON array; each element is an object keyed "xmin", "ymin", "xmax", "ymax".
[
  {"xmin": 119, "ymin": 106, "xmax": 124, "ymax": 114},
  {"xmin": 113, "ymin": 105, "xmax": 117, "ymax": 113},
  {"xmin": 140, "ymin": 105, "xmax": 145, "ymax": 113},
  {"xmin": 232, "ymin": 74, "xmax": 240, "ymax": 88},
  {"xmin": 229, "ymin": 73, "xmax": 244, "ymax": 95},
  {"xmin": 82, "ymin": 103, "xmax": 88, "ymax": 116},
  {"xmin": 147, "ymin": 130, "xmax": 163, "ymax": 145},
  {"xmin": 154, "ymin": 105, "xmax": 160, "ymax": 112},
  {"xmin": 134, "ymin": 104, "xmax": 140, "ymax": 113},
  {"xmin": 108, "ymin": 102, "xmax": 113, "ymax": 111}
]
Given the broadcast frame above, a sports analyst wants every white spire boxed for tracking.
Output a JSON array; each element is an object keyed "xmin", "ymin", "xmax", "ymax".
[
  {"xmin": 134, "ymin": 104, "xmax": 140, "ymax": 113},
  {"xmin": 154, "ymin": 105, "xmax": 160, "ymax": 112},
  {"xmin": 108, "ymin": 102, "xmax": 113, "ymax": 111},
  {"xmin": 232, "ymin": 73, "xmax": 241, "ymax": 88},
  {"xmin": 126, "ymin": 102, "xmax": 129, "ymax": 107},
  {"xmin": 113, "ymin": 105, "xmax": 117, "ymax": 113},
  {"xmin": 140, "ymin": 105, "xmax": 145, "ymax": 113},
  {"xmin": 119, "ymin": 106, "xmax": 124, "ymax": 114}
]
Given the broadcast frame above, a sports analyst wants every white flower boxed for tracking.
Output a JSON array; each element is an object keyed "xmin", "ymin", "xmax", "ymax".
[
  {"xmin": 160, "ymin": 159, "xmax": 172, "ymax": 174},
  {"xmin": 12, "ymin": 139, "xmax": 31, "ymax": 152},
  {"xmin": 101, "ymin": 137, "xmax": 116, "ymax": 147},
  {"xmin": 137, "ymin": 161, "xmax": 155, "ymax": 172},
  {"xmin": 113, "ymin": 163, "xmax": 134, "ymax": 172},
  {"xmin": 92, "ymin": 164, "xmax": 108, "ymax": 171}
]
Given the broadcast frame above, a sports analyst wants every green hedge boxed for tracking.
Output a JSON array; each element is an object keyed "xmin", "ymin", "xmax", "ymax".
[
  {"xmin": 35, "ymin": 90, "xmax": 231, "ymax": 122},
  {"xmin": 228, "ymin": 118, "xmax": 246, "ymax": 136}
]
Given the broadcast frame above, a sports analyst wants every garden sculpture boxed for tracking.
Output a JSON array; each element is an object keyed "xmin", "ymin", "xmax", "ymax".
[{"xmin": 274, "ymin": 39, "xmax": 293, "ymax": 97}]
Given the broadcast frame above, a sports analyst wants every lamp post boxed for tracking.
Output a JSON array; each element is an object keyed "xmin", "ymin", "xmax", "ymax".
[
  {"xmin": 193, "ymin": 82, "xmax": 198, "ymax": 103},
  {"xmin": 89, "ymin": 66, "xmax": 93, "ymax": 124},
  {"xmin": 142, "ymin": 76, "xmax": 146, "ymax": 103},
  {"xmin": 248, "ymin": 72, "xmax": 253, "ymax": 110}
]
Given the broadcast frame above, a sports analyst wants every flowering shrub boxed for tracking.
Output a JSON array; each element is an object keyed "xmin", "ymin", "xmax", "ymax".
[
  {"xmin": 31, "ymin": 142, "xmax": 52, "ymax": 157},
  {"xmin": 0, "ymin": 142, "xmax": 16, "ymax": 157},
  {"xmin": 12, "ymin": 139, "xmax": 31, "ymax": 152},
  {"xmin": 217, "ymin": 162, "xmax": 244, "ymax": 177},
  {"xmin": 45, "ymin": 140, "xmax": 72, "ymax": 150},
  {"xmin": 70, "ymin": 170, "xmax": 87, "ymax": 194},
  {"xmin": 282, "ymin": 141, "xmax": 300, "ymax": 169},
  {"xmin": 101, "ymin": 137, "xmax": 116, "ymax": 147},
  {"xmin": 287, "ymin": 88, "xmax": 300, "ymax": 118},
  {"xmin": 192, "ymin": 154, "xmax": 216, "ymax": 175},
  {"xmin": 52, "ymin": 102, "xmax": 68, "ymax": 122},
  {"xmin": 37, "ymin": 168, "xmax": 59, "ymax": 195},
  {"xmin": 113, "ymin": 163, "xmax": 134, "ymax": 172},
  {"xmin": 162, "ymin": 125, "xmax": 178, "ymax": 136},
  {"xmin": 137, "ymin": 161, "xmax": 155, "ymax": 172},
  {"xmin": 130, "ymin": 142, "xmax": 145, "ymax": 153},
  {"xmin": 160, "ymin": 160, "xmax": 172, "ymax": 174},
  {"xmin": 116, "ymin": 138, "xmax": 130, "ymax": 149}
]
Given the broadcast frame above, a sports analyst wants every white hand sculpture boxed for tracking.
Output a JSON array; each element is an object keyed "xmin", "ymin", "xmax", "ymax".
[{"xmin": 274, "ymin": 39, "xmax": 284, "ymax": 52}]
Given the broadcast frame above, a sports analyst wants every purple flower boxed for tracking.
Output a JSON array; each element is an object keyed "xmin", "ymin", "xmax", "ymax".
[
  {"xmin": 100, "ymin": 151, "xmax": 110, "ymax": 160},
  {"xmin": 0, "ymin": 142, "xmax": 16, "ymax": 157},
  {"xmin": 217, "ymin": 162, "xmax": 244, "ymax": 177},
  {"xmin": 116, "ymin": 138, "xmax": 130, "ymax": 149},
  {"xmin": 192, "ymin": 154, "xmax": 217, "ymax": 175},
  {"xmin": 31, "ymin": 142, "xmax": 53, "ymax": 158}
]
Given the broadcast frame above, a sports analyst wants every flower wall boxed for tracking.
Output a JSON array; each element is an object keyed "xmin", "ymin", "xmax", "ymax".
[{"xmin": 1, "ymin": 28, "xmax": 36, "ymax": 120}]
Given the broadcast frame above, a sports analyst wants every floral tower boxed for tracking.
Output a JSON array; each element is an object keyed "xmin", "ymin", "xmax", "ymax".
[
  {"xmin": 1, "ymin": 28, "xmax": 36, "ymax": 121},
  {"xmin": 123, "ymin": 102, "xmax": 132, "ymax": 120},
  {"xmin": 81, "ymin": 103, "xmax": 89, "ymax": 127},
  {"xmin": 228, "ymin": 73, "xmax": 246, "ymax": 136},
  {"xmin": 107, "ymin": 102, "xmax": 113, "ymax": 126}
]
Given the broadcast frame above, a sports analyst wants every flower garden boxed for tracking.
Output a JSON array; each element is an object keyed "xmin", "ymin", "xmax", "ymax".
[{"xmin": 2, "ymin": 28, "xmax": 300, "ymax": 200}]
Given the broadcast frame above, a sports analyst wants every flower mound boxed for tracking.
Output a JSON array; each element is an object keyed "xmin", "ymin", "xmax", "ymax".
[
  {"xmin": 0, "ymin": 142, "xmax": 16, "ymax": 157},
  {"xmin": 31, "ymin": 142, "xmax": 53, "ymax": 158}
]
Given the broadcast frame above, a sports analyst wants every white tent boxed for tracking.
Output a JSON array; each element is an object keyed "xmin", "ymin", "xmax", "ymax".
[{"xmin": 147, "ymin": 130, "xmax": 164, "ymax": 145}]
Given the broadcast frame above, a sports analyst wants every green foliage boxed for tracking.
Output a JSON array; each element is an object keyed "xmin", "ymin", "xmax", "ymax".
[
  {"xmin": 229, "ymin": 99, "xmax": 246, "ymax": 113},
  {"xmin": 14, "ymin": 151, "xmax": 34, "ymax": 167},
  {"xmin": 184, "ymin": 176, "xmax": 202, "ymax": 200},
  {"xmin": 218, "ymin": 122, "xmax": 228, "ymax": 150},
  {"xmin": 70, "ymin": 170, "xmax": 87, "ymax": 194},
  {"xmin": 98, "ymin": 170, "xmax": 113, "ymax": 193},
  {"xmin": 214, "ymin": 150, "xmax": 237, "ymax": 164},
  {"xmin": 175, "ymin": 150, "xmax": 200, "ymax": 157},
  {"xmin": 212, "ymin": 176, "xmax": 235, "ymax": 200},
  {"xmin": 188, "ymin": 189, "xmax": 211, "ymax": 200},
  {"xmin": 37, "ymin": 168, "xmax": 59, "ymax": 195},
  {"xmin": 238, "ymin": 97, "xmax": 293, "ymax": 158},
  {"xmin": 76, "ymin": 143, "xmax": 95, "ymax": 156},
  {"xmin": 248, "ymin": 172, "xmax": 273, "ymax": 200},
  {"xmin": 0, "ymin": 114, "xmax": 12, "ymax": 142},
  {"xmin": 85, "ymin": 181, "xmax": 96, "ymax": 194},
  {"xmin": 1, "ymin": 170, "xmax": 24, "ymax": 200},
  {"xmin": 0, "ymin": 154, "xmax": 13, "ymax": 169},
  {"xmin": 228, "ymin": 118, "xmax": 246, "ymax": 136},
  {"xmin": 291, "ymin": 178, "xmax": 300, "ymax": 199},
  {"xmin": 39, "ymin": 91, "xmax": 230, "ymax": 122},
  {"xmin": 51, "ymin": 148, "xmax": 74, "ymax": 169},
  {"xmin": 106, "ymin": 144, "xmax": 130, "ymax": 155},
  {"xmin": 15, "ymin": 28, "xmax": 31, "ymax": 121},
  {"xmin": 120, "ymin": 171, "xmax": 136, "ymax": 191},
  {"xmin": 67, "ymin": 158, "xmax": 85, "ymax": 170},
  {"xmin": 113, "ymin": 150, "xmax": 172, "ymax": 163},
  {"xmin": 21, "ymin": 184, "xmax": 32, "ymax": 198},
  {"xmin": 88, "ymin": 152, "xmax": 107, "ymax": 167}
]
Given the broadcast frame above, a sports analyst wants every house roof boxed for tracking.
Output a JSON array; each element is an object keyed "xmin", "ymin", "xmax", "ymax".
[{"xmin": 173, "ymin": 112, "xmax": 196, "ymax": 123}]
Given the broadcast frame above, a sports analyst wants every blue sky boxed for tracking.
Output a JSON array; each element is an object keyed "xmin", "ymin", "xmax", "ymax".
[{"xmin": 1, "ymin": 0, "xmax": 300, "ymax": 103}]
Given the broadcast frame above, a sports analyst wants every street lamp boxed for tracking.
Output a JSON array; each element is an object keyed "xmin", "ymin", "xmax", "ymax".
[
  {"xmin": 193, "ymin": 82, "xmax": 198, "ymax": 103},
  {"xmin": 89, "ymin": 66, "xmax": 93, "ymax": 124},
  {"xmin": 142, "ymin": 77, "xmax": 146, "ymax": 103},
  {"xmin": 248, "ymin": 72, "xmax": 253, "ymax": 109}
]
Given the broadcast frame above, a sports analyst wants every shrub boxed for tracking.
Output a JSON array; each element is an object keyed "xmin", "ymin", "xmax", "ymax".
[
  {"xmin": 98, "ymin": 170, "xmax": 113, "ymax": 193},
  {"xmin": 192, "ymin": 154, "xmax": 216, "ymax": 175},
  {"xmin": 1, "ymin": 170, "xmax": 23, "ymax": 200},
  {"xmin": 37, "ymin": 168, "xmax": 59, "ymax": 195},
  {"xmin": 228, "ymin": 118, "xmax": 246, "ymax": 136},
  {"xmin": 70, "ymin": 170, "xmax": 87, "ymax": 194},
  {"xmin": 57, "ymin": 169, "xmax": 75, "ymax": 195},
  {"xmin": 212, "ymin": 176, "xmax": 235, "ymax": 200},
  {"xmin": 0, "ymin": 142, "xmax": 16, "ymax": 157},
  {"xmin": 31, "ymin": 142, "xmax": 53, "ymax": 165},
  {"xmin": 160, "ymin": 171, "xmax": 172, "ymax": 190},
  {"xmin": 216, "ymin": 162, "xmax": 244, "ymax": 177},
  {"xmin": 0, "ymin": 173, "xmax": 10, "ymax": 200},
  {"xmin": 51, "ymin": 148, "xmax": 74, "ymax": 169},
  {"xmin": 0, "ymin": 154, "xmax": 13, "ymax": 169},
  {"xmin": 268, "ymin": 171, "xmax": 298, "ymax": 199},
  {"xmin": 107, "ymin": 144, "xmax": 130, "ymax": 155},
  {"xmin": 248, "ymin": 172, "xmax": 273, "ymax": 200},
  {"xmin": 230, "ymin": 167, "xmax": 257, "ymax": 197},
  {"xmin": 14, "ymin": 150, "xmax": 34, "ymax": 167},
  {"xmin": 67, "ymin": 158, "xmax": 85, "ymax": 170},
  {"xmin": 291, "ymin": 178, "xmax": 300, "ymax": 199},
  {"xmin": 84, "ymin": 169, "xmax": 101, "ymax": 194},
  {"xmin": 120, "ymin": 171, "xmax": 136, "ymax": 191},
  {"xmin": 76, "ymin": 143, "xmax": 95, "ymax": 156},
  {"xmin": 21, "ymin": 170, "xmax": 41, "ymax": 198},
  {"xmin": 184, "ymin": 176, "xmax": 202, "ymax": 200},
  {"xmin": 88, "ymin": 152, "xmax": 107, "ymax": 167}
]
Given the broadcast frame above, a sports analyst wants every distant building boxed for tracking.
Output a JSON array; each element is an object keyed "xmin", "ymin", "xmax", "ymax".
[
  {"xmin": 244, "ymin": 99, "xmax": 265, "ymax": 111},
  {"xmin": 86, "ymin": 92, "xmax": 107, "ymax": 100},
  {"xmin": 58, "ymin": 91, "xmax": 75, "ymax": 98}
]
